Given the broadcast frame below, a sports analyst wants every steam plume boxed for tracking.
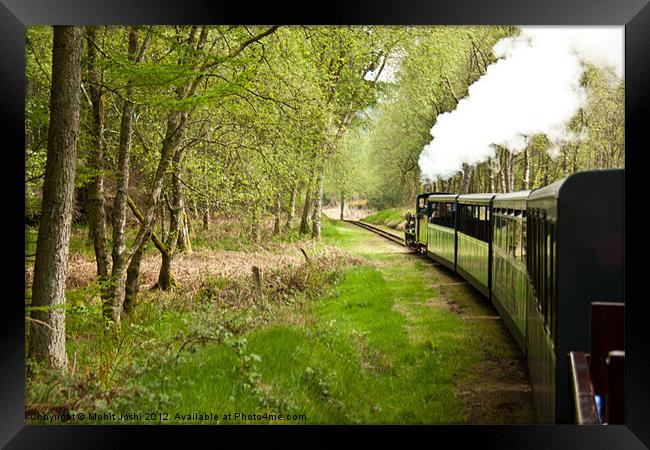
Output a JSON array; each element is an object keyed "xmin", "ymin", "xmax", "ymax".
[{"xmin": 418, "ymin": 26, "xmax": 624, "ymax": 181}]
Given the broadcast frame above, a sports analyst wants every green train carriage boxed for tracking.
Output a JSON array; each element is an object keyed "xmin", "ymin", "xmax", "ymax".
[{"xmin": 404, "ymin": 169, "xmax": 625, "ymax": 423}]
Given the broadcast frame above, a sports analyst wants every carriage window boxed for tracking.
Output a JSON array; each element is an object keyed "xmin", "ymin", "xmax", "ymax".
[
  {"xmin": 536, "ymin": 214, "xmax": 541, "ymax": 309},
  {"xmin": 539, "ymin": 215, "xmax": 544, "ymax": 308},
  {"xmin": 429, "ymin": 204, "xmax": 437, "ymax": 222},
  {"xmin": 450, "ymin": 203, "xmax": 457, "ymax": 228},
  {"xmin": 521, "ymin": 212, "xmax": 527, "ymax": 262},
  {"xmin": 510, "ymin": 215, "xmax": 516, "ymax": 257},
  {"xmin": 459, "ymin": 205, "xmax": 467, "ymax": 233},
  {"xmin": 540, "ymin": 216, "xmax": 545, "ymax": 310},
  {"xmin": 551, "ymin": 228, "xmax": 557, "ymax": 340},
  {"xmin": 528, "ymin": 215, "xmax": 532, "ymax": 266},
  {"xmin": 442, "ymin": 203, "xmax": 447, "ymax": 220},
  {"xmin": 459, "ymin": 204, "xmax": 490, "ymax": 243},
  {"xmin": 546, "ymin": 223, "xmax": 554, "ymax": 337},
  {"xmin": 531, "ymin": 212, "xmax": 540, "ymax": 309},
  {"xmin": 525, "ymin": 214, "xmax": 529, "ymax": 266},
  {"xmin": 500, "ymin": 215, "xmax": 506, "ymax": 250},
  {"xmin": 513, "ymin": 215, "xmax": 521, "ymax": 259},
  {"xmin": 430, "ymin": 202, "xmax": 456, "ymax": 228},
  {"xmin": 480, "ymin": 207, "xmax": 484, "ymax": 241},
  {"xmin": 528, "ymin": 214, "xmax": 533, "ymax": 286},
  {"xmin": 451, "ymin": 203, "xmax": 457, "ymax": 228},
  {"xmin": 500, "ymin": 215, "xmax": 505, "ymax": 249}
]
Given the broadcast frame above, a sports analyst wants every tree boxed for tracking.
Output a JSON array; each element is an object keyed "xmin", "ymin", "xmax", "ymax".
[{"xmin": 29, "ymin": 26, "xmax": 85, "ymax": 369}]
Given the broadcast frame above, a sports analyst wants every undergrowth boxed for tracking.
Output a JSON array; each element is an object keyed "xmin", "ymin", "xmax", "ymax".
[{"xmin": 26, "ymin": 250, "xmax": 360, "ymax": 422}]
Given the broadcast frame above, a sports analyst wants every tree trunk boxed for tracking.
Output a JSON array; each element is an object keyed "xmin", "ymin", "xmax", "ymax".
[
  {"xmin": 503, "ymin": 148, "xmax": 510, "ymax": 193},
  {"xmin": 543, "ymin": 153, "xmax": 549, "ymax": 185},
  {"xmin": 311, "ymin": 170, "xmax": 324, "ymax": 239},
  {"xmin": 285, "ymin": 181, "xmax": 299, "ymax": 230},
  {"xmin": 522, "ymin": 147, "xmax": 530, "ymax": 190},
  {"xmin": 190, "ymin": 198, "xmax": 198, "ymax": 220},
  {"xmin": 508, "ymin": 151, "xmax": 515, "ymax": 193},
  {"xmin": 460, "ymin": 163, "xmax": 472, "ymax": 194},
  {"xmin": 160, "ymin": 199, "xmax": 167, "ymax": 242},
  {"xmin": 105, "ymin": 27, "xmax": 139, "ymax": 324},
  {"xmin": 273, "ymin": 191, "xmax": 281, "ymax": 235},
  {"xmin": 497, "ymin": 148, "xmax": 507, "ymax": 193},
  {"xmin": 176, "ymin": 167, "xmax": 192, "ymax": 254},
  {"xmin": 487, "ymin": 158, "xmax": 495, "ymax": 192},
  {"xmin": 340, "ymin": 191, "xmax": 345, "ymax": 220},
  {"xmin": 123, "ymin": 227, "xmax": 151, "ymax": 314},
  {"xmin": 178, "ymin": 208, "xmax": 192, "ymax": 253},
  {"xmin": 29, "ymin": 26, "xmax": 84, "ymax": 369},
  {"xmin": 251, "ymin": 207, "xmax": 261, "ymax": 243},
  {"xmin": 85, "ymin": 26, "xmax": 110, "ymax": 283},
  {"xmin": 572, "ymin": 143, "xmax": 580, "ymax": 174},
  {"xmin": 299, "ymin": 178, "xmax": 313, "ymax": 235},
  {"xmin": 157, "ymin": 252, "xmax": 174, "ymax": 290},
  {"xmin": 157, "ymin": 147, "xmax": 185, "ymax": 290},
  {"xmin": 186, "ymin": 202, "xmax": 194, "ymax": 237},
  {"xmin": 202, "ymin": 205, "xmax": 210, "ymax": 231}
]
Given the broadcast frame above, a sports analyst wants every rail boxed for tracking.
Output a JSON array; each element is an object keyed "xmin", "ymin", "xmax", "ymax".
[{"xmin": 343, "ymin": 220, "xmax": 405, "ymax": 246}]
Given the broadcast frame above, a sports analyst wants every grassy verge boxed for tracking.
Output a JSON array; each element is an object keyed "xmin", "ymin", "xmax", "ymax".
[{"xmin": 361, "ymin": 207, "xmax": 411, "ymax": 231}]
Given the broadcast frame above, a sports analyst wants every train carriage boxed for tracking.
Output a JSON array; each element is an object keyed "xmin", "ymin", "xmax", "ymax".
[
  {"xmin": 525, "ymin": 168, "xmax": 624, "ymax": 423},
  {"xmin": 405, "ymin": 168, "xmax": 624, "ymax": 424},
  {"xmin": 425, "ymin": 194, "xmax": 459, "ymax": 270},
  {"xmin": 491, "ymin": 191, "xmax": 531, "ymax": 353},
  {"xmin": 455, "ymin": 194, "xmax": 495, "ymax": 297},
  {"xmin": 414, "ymin": 193, "xmax": 435, "ymax": 253}
]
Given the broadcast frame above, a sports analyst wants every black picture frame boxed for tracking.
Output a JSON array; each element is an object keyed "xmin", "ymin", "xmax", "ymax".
[{"xmin": 3, "ymin": 0, "xmax": 649, "ymax": 447}]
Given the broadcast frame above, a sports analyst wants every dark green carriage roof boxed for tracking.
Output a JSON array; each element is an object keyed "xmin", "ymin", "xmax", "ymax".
[
  {"xmin": 426, "ymin": 194, "xmax": 459, "ymax": 203},
  {"xmin": 528, "ymin": 177, "xmax": 566, "ymax": 202},
  {"xmin": 527, "ymin": 168, "xmax": 624, "ymax": 221},
  {"xmin": 493, "ymin": 190, "xmax": 532, "ymax": 210},
  {"xmin": 457, "ymin": 193, "xmax": 496, "ymax": 205}
]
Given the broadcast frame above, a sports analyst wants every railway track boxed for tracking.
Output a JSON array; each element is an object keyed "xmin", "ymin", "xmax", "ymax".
[{"xmin": 343, "ymin": 220, "xmax": 405, "ymax": 246}]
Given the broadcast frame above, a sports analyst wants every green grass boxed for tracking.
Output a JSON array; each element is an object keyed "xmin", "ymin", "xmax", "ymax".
[
  {"xmin": 362, "ymin": 207, "xmax": 411, "ymax": 230},
  {"xmin": 26, "ymin": 217, "xmax": 531, "ymax": 424}
]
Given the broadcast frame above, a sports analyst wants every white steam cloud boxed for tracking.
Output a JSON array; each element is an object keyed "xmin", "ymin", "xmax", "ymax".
[{"xmin": 418, "ymin": 26, "xmax": 624, "ymax": 181}]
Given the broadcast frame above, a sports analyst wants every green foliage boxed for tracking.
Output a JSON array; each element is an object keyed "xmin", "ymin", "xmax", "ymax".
[{"xmin": 355, "ymin": 27, "xmax": 513, "ymax": 207}]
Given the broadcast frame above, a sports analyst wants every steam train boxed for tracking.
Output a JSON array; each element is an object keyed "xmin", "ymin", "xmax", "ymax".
[{"xmin": 404, "ymin": 169, "xmax": 625, "ymax": 423}]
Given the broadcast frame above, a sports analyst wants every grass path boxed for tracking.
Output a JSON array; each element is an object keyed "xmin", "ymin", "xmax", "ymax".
[{"xmin": 318, "ymin": 220, "xmax": 534, "ymax": 423}]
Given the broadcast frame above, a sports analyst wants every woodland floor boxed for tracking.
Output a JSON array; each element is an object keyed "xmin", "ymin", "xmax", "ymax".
[{"xmin": 25, "ymin": 218, "xmax": 534, "ymax": 424}]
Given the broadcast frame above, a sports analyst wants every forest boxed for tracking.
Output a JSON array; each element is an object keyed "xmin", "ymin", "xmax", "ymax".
[{"xmin": 24, "ymin": 25, "xmax": 624, "ymax": 424}]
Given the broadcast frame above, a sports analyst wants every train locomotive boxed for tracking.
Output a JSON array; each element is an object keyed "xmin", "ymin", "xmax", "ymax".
[{"xmin": 404, "ymin": 169, "xmax": 625, "ymax": 423}]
